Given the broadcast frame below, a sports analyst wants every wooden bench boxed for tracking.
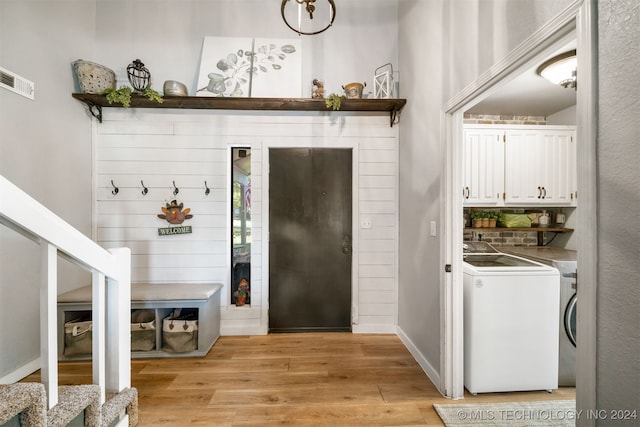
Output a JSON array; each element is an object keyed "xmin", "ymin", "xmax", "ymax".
[{"xmin": 57, "ymin": 283, "xmax": 222, "ymax": 359}]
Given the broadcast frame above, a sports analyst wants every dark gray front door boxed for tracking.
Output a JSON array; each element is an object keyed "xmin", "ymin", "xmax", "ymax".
[{"xmin": 269, "ymin": 148, "xmax": 352, "ymax": 332}]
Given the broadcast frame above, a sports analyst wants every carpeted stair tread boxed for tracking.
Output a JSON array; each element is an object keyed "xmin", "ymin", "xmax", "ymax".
[
  {"xmin": 0, "ymin": 383, "xmax": 47, "ymax": 426},
  {"xmin": 102, "ymin": 388, "xmax": 138, "ymax": 427},
  {"xmin": 0, "ymin": 383, "xmax": 138, "ymax": 427},
  {"xmin": 47, "ymin": 385, "xmax": 101, "ymax": 427}
]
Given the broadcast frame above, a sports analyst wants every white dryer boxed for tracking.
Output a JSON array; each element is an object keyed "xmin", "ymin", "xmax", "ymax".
[
  {"xmin": 463, "ymin": 242, "xmax": 560, "ymax": 394},
  {"xmin": 502, "ymin": 247, "xmax": 577, "ymax": 386}
]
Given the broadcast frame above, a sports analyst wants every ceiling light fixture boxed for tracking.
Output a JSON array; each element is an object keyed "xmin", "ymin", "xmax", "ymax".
[
  {"xmin": 281, "ymin": 0, "xmax": 336, "ymax": 36},
  {"xmin": 536, "ymin": 50, "xmax": 577, "ymax": 89}
]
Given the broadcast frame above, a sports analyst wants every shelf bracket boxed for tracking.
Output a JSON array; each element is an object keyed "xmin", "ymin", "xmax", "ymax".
[
  {"xmin": 82, "ymin": 100, "xmax": 103, "ymax": 123},
  {"xmin": 390, "ymin": 107, "xmax": 400, "ymax": 127}
]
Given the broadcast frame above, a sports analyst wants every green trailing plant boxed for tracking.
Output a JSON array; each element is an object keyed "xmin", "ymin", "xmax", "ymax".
[
  {"xmin": 143, "ymin": 86, "xmax": 163, "ymax": 104},
  {"xmin": 104, "ymin": 86, "xmax": 132, "ymax": 107},
  {"xmin": 104, "ymin": 86, "xmax": 163, "ymax": 108},
  {"xmin": 325, "ymin": 93, "xmax": 345, "ymax": 111}
]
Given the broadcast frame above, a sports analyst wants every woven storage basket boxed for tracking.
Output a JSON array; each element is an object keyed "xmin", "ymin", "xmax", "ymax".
[{"xmin": 72, "ymin": 59, "xmax": 116, "ymax": 94}]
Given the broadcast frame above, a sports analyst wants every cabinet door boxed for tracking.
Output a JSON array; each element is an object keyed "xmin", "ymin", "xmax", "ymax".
[
  {"xmin": 539, "ymin": 129, "xmax": 576, "ymax": 205},
  {"xmin": 505, "ymin": 127, "xmax": 577, "ymax": 206},
  {"xmin": 504, "ymin": 129, "xmax": 541, "ymax": 204},
  {"xmin": 463, "ymin": 128, "xmax": 504, "ymax": 206}
]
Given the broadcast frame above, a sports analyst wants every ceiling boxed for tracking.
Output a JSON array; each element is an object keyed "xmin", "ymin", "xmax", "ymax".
[{"xmin": 466, "ymin": 42, "xmax": 577, "ymax": 117}]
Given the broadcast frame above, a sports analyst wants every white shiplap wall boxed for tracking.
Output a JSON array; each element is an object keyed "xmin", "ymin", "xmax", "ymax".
[{"xmin": 94, "ymin": 109, "xmax": 398, "ymax": 335}]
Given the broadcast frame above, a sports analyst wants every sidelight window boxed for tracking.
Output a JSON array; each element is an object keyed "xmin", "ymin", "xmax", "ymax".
[{"xmin": 231, "ymin": 148, "xmax": 251, "ymax": 306}]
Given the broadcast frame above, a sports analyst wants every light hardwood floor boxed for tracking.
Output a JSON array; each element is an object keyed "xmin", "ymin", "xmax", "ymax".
[{"xmin": 24, "ymin": 333, "xmax": 575, "ymax": 426}]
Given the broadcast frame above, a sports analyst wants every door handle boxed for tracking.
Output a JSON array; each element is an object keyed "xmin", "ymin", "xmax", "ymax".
[
  {"xmin": 537, "ymin": 186, "xmax": 542, "ymax": 199},
  {"xmin": 342, "ymin": 235, "xmax": 352, "ymax": 254}
]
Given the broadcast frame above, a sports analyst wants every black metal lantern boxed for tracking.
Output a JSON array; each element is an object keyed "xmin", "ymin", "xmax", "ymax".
[
  {"xmin": 281, "ymin": 0, "xmax": 336, "ymax": 36},
  {"xmin": 127, "ymin": 59, "xmax": 151, "ymax": 92}
]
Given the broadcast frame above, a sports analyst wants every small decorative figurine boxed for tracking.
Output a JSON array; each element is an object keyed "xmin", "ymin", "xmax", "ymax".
[
  {"xmin": 234, "ymin": 278, "xmax": 250, "ymax": 306},
  {"xmin": 312, "ymin": 78, "xmax": 324, "ymax": 99}
]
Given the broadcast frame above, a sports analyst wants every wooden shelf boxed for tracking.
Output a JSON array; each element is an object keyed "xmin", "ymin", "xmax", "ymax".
[
  {"xmin": 72, "ymin": 93, "xmax": 407, "ymax": 126},
  {"xmin": 465, "ymin": 227, "xmax": 573, "ymax": 232}
]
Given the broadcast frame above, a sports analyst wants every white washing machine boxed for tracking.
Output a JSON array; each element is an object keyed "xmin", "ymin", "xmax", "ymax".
[
  {"xmin": 502, "ymin": 247, "xmax": 577, "ymax": 386},
  {"xmin": 463, "ymin": 242, "xmax": 560, "ymax": 394}
]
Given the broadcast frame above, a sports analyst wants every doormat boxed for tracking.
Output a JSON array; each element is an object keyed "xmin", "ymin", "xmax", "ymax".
[{"xmin": 434, "ymin": 400, "xmax": 576, "ymax": 426}]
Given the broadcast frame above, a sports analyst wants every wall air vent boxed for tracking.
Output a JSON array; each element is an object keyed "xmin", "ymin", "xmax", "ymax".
[{"xmin": 0, "ymin": 66, "xmax": 35, "ymax": 100}]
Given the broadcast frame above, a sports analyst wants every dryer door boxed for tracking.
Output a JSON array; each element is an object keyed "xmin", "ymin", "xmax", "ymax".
[{"xmin": 564, "ymin": 293, "xmax": 577, "ymax": 347}]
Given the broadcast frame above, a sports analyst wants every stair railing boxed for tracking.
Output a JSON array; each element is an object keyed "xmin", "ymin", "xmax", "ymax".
[{"xmin": 0, "ymin": 175, "xmax": 131, "ymax": 411}]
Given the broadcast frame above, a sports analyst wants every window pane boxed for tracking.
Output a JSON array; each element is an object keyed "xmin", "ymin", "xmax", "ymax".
[{"xmin": 231, "ymin": 148, "xmax": 251, "ymax": 305}]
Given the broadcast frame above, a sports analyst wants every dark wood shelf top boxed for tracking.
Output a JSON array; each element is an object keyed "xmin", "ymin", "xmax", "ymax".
[
  {"xmin": 465, "ymin": 227, "xmax": 573, "ymax": 232},
  {"xmin": 72, "ymin": 93, "xmax": 407, "ymax": 125}
]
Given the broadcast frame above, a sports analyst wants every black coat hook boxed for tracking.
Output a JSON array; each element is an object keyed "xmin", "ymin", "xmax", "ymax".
[
  {"xmin": 111, "ymin": 180, "xmax": 119, "ymax": 195},
  {"xmin": 204, "ymin": 181, "xmax": 210, "ymax": 196},
  {"xmin": 173, "ymin": 180, "xmax": 179, "ymax": 196},
  {"xmin": 141, "ymin": 180, "xmax": 148, "ymax": 196}
]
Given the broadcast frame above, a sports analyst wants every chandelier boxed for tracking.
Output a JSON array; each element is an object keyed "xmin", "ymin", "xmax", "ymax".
[
  {"xmin": 281, "ymin": 0, "xmax": 336, "ymax": 36},
  {"xmin": 536, "ymin": 50, "xmax": 577, "ymax": 89}
]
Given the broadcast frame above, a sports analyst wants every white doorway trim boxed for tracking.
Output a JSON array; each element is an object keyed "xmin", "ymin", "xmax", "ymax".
[{"xmin": 441, "ymin": 1, "xmax": 597, "ymax": 421}]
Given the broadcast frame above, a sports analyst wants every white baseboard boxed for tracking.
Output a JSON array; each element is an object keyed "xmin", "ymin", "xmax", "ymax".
[
  {"xmin": 396, "ymin": 326, "xmax": 444, "ymax": 396},
  {"xmin": 0, "ymin": 358, "xmax": 40, "ymax": 384},
  {"xmin": 220, "ymin": 325, "xmax": 265, "ymax": 336},
  {"xmin": 352, "ymin": 323, "xmax": 397, "ymax": 334},
  {"xmin": 220, "ymin": 323, "xmax": 397, "ymax": 336}
]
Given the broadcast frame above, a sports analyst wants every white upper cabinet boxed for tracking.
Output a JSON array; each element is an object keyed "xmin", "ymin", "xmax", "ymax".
[
  {"xmin": 463, "ymin": 127, "xmax": 505, "ymax": 206},
  {"xmin": 539, "ymin": 129, "xmax": 576, "ymax": 204},
  {"xmin": 463, "ymin": 125, "xmax": 577, "ymax": 207},
  {"xmin": 504, "ymin": 126, "xmax": 576, "ymax": 205}
]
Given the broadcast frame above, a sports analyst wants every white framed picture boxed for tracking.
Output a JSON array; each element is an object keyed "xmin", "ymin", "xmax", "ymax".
[{"xmin": 196, "ymin": 37, "xmax": 302, "ymax": 98}]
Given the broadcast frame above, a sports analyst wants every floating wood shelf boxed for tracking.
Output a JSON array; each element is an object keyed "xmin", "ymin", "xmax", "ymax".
[
  {"xmin": 72, "ymin": 93, "xmax": 407, "ymax": 126},
  {"xmin": 465, "ymin": 227, "xmax": 573, "ymax": 232}
]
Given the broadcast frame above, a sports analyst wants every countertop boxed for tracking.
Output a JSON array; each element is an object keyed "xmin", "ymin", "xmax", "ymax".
[{"xmin": 500, "ymin": 246, "xmax": 577, "ymax": 263}]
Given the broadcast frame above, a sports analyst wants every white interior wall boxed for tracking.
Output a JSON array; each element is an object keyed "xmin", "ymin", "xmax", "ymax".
[
  {"xmin": 396, "ymin": 0, "xmax": 446, "ymax": 384},
  {"xmin": 595, "ymin": 0, "xmax": 640, "ymax": 415},
  {"xmin": 94, "ymin": 0, "xmax": 398, "ymax": 100},
  {"xmin": 547, "ymin": 105, "xmax": 577, "ymax": 125},
  {"xmin": 0, "ymin": 1, "xmax": 96, "ymax": 380}
]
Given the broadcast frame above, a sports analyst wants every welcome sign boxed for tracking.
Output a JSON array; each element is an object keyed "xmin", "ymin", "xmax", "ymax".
[
  {"xmin": 157, "ymin": 200, "xmax": 193, "ymax": 236},
  {"xmin": 158, "ymin": 226, "xmax": 192, "ymax": 236}
]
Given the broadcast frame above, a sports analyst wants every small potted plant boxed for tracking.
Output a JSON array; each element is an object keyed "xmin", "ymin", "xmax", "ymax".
[
  {"xmin": 480, "ymin": 212, "xmax": 490, "ymax": 228},
  {"xmin": 487, "ymin": 211, "xmax": 499, "ymax": 228},
  {"xmin": 470, "ymin": 210, "xmax": 484, "ymax": 228}
]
